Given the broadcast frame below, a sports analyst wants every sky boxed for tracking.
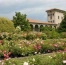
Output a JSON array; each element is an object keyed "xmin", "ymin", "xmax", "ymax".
[{"xmin": 0, "ymin": 0, "xmax": 66, "ymax": 21}]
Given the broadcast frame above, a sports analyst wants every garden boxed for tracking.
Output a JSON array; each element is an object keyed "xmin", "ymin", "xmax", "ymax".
[{"xmin": 0, "ymin": 12, "xmax": 66, "ymax": 65}]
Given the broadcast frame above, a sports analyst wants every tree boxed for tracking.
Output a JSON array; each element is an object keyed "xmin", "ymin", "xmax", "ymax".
[
  {"xmin": 40, "ymin": 26, "xmax": 53, "ymax": 32},
  {"xmin": 58, "ymin": 12, "xmax": 66, "ymax": 32},
  {"xmin": 13, "ymin": 12, "xmax": 30, "ymax": 31},
  {"xmin": 0, "ymin": 17, "xmax": 15, "ymax": 32}
]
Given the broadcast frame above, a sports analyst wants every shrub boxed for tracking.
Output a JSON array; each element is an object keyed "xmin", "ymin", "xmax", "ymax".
[
  {"xmin": 10, "ymin": 46, "xmax": 22, "ymax": 57},
  {"xmin": 35, "ymin": 32, "xmax": 42, "ymax": 38},
  {"xmin": 26, "ymin": 33, "xmax": 36, "ymax": 40},
  {"xmin": 7, "ymin": 33, "xmax": 20, "ymax": 40},
  {"xmin": 0, "ymin": 32, "xmax": 9, "ymax": 40},
  {"xmin": 8, "ymin": 41, "xmax": 22, "ymax": 57},
  {"xmin": 40, "ymin": 33, "xmax": 47, "ymax": 40},
  {"xmin": 0, "ymin": 32, "xmax": 22, "ymax": 41},
  {"xmin": 60, "ymin": 32, "xmax": 66, "ymax": 38},
  {"xmin": 33, "ymin": 43, "xmax": 42, "ymax": 53},
  {"xmin": 21, "ymin": 46, "xmax": 34, "ymax": 56},
  {"xmin": 0, "ymin": 17, "xmax": 15, "ymax": 32},
  {"xmin": 47, "ymin": 30, "xmax": 60, "ymax": 39},
  {"xmin": 41, "ymin": 43, "xmax": 54, "ymax": 53}
]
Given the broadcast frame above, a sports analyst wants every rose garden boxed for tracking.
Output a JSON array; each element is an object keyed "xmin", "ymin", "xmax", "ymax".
[{"xmin": 0, "ymin": 12, "xmax": 66, "ymax": 65}]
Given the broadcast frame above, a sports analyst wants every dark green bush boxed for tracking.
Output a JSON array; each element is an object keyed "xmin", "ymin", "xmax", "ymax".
[{"xmin": 0, "ymin": 17, "xmax": 15, "ymax": 32}]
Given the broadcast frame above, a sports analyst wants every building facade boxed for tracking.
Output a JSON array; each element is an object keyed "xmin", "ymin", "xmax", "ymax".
[
  {"xmin": 46, "ymin": 8, "xmax": 65, "ymax": 24},
  {"xmin": 28, "ymin": 8, "xmax": 65, "ymax": 31}
]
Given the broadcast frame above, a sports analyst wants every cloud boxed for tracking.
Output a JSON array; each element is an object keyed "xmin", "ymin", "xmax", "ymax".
[{"xmin": 0, "ymin": 0, "xmax": 66, "ymax": 21}]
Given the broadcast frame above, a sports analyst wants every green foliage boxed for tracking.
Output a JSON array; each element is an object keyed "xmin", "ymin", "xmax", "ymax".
[
  {"xmin": 0, "ymin": 17, "xmax": 15, "ymax": 32},
  {"xmin": 0, "ymin": 32, "xmax": 23, "ymax": 40},
  {"xmin": 60, "ymin": 32, "xmax": 66, "ymax": 38},
  {"xmin": 13, "ymin": 12, "xmax": 30, "ymax": 31},
  {"xmin": 21, "ymin": 45, "xmax": 34, "ymax": 56},
  {"xmin": 40, "ymin": 33, "xmax": 47, "ymax": 40},
  {"xmin": 2, "ymin": 52, "xmax": 66, "ymax": 65},
  {"xmin": 28, "ymin": 53, "xmax": 65, "ymax": 65},
  {"xmin": 41, "ymin": 26, "xmax": 60, "ymax": 39},
  {"xmin": 15, "ymin": 26, "xmax": 21, "ymax": 33},
  {"xmin": 58, "ymin": 12, "xmax": 66, "ymax": 32},
  {"xmin": 50, "ymin": 31, "xmax": 60, "ymax": 39},
  {"xmin": 47, "ymin": 29, "xmax": 60, "ymax": 39},
  {"xmin": 26, "ymin": 33, "xmax": 36, "ymax": 40},
  {"xmin": 41, "ymin": 42, "xmax": 55, "ymax": 53},
  {"xmin": 8, "ymin": 41, "xmax": 22, "ymax": 57},
  {"xmin": 41, "ymin": 26, "xmax": 53, "ymax": 32},
  {"xmin": 0, "ymin": 31, "xmax": 66, "ymax": 59},
  {"xmin": 4, "ymin": 60, "xmax": 19, "ymax": 65}
]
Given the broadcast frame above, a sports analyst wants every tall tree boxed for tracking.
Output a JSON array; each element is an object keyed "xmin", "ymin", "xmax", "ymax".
[
  {"xmin": 13, "ymin": 12, "xmax": 30, "ymax": 31},
  {"xmin": 58, "ymin": 12, "xmax": 66, "ymax": 32}
]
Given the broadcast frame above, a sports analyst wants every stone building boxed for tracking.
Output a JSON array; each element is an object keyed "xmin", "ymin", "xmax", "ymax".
[{"xmin": 28, "ymin": 8, "xmax": 65, "ymax": 31}]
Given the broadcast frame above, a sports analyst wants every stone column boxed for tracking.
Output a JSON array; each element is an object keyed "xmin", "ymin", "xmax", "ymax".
[
  {"xmin": 52, "ymin": 25, "xmax": 55, "ymax": 28},
  {"xmin": 43, "ymin": 25, "xmax": 45, "ymax": 27},
  {"xmin": 38, "ymin": 25, "xmax": 40, "ymax": 32},
  {"xmin": 33, "ymin": 24, "xmax": 35, "ymax": 31}
]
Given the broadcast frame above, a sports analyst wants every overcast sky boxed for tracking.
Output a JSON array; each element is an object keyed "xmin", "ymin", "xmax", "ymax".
[{"xmin": 0, "ymin": 0, "xmax": 66, "ymax": 21}]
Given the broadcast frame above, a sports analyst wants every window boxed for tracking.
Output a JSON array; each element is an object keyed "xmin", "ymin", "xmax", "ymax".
[
  {"xmin": 48, "ymin": 21, "xmax": 50, "ymax": 22},
  {"xmin": 53, "ymin": 13, "xmax": 54, "ymax": 16},
  {"xmin": 48, "ymin": 14, "xmax": 50, "ymax": 16},
  {"xmin": 50, "ymin": 16, "xmax": 52, "ymax": 19},
  {"xmin": 53, "ymin": 20, "xmax": 54, "ymax": 23},
  {"xmin": 50, "ymin": 14, "xmax": 52, "ymax": 16},
  {"xmin": 58, "ymin": 16, "xmax": 59, "ymax": 19}
]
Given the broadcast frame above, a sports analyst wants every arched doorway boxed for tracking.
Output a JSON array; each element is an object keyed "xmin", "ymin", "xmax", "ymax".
[
  {"xmin": 49, "ymin": 25, "xmax": 52, "ymax": 28},
  {"xmin": 30, "ymin": 24, "xmax": 33, "ymax": 31},
  {"xmin": 54, "ymin": 26, "xmax": 56, "ymax": 29},
  {"xmin": 40, "ymin": 25, "xmax": 43, "ymax": 32},
  {"xmin": 35, "ymin": 25, "xmax": 39, "ymax": 31}
]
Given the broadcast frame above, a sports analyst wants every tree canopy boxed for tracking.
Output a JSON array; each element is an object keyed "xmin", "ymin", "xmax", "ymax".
[
  {"xmin": 13, "ymin": 12, "xmax": 30, "ymax": 31},
  {"xmin": 58, "ymin": 12, "xmax": 66, "ymax": 32}
]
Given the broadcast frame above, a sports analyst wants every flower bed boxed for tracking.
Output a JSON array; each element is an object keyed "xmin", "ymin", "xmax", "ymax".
[
  {"xmin": 0, "ymin": 32, "xmax": 66, "ymax": 59},
  {"xmin": 0, "ymin": 38, "xmax": 66, "ymax": 59}
]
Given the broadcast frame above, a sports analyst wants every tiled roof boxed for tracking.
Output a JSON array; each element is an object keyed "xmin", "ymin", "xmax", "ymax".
[
  {"xmin": 28, "ymin": 18, "xmax": 57, "ymax": 25},
  {"xmin": 46, "ymin": 8, "xmax": 65, "ymax": 13}
]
